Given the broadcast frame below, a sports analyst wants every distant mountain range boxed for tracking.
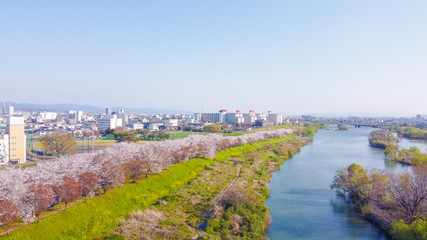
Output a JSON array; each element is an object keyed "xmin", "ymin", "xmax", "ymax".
[{"xmin": 11, "ymin": 103, "xmax": 194, "ymax": 114}]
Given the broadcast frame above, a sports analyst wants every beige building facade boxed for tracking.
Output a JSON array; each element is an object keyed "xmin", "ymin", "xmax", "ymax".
[{"xmin": 7, "ymin": 116, "xmax": 26, "ymax": 164}]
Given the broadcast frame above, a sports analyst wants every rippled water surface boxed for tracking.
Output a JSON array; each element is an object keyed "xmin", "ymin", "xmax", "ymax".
[{"xmin": 266, "ymin": 126, "xmax": 425, "ymax": 240}]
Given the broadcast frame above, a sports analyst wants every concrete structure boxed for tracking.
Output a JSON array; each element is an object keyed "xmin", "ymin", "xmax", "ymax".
[
  {"xmin": 106, "ymin": 107, "xmax": 112, "ymax": 115},
  {"xmin": 2, "ymin": 102, "xmax": 5, "ymax": 115},
  {"xmin": 38, "ymin": 111, "xmax": 57, "ymax": 122},
  {"xmin": 200, "ymin": 113, "xmax": 220, "ymax": 123},
  {"xmin": 162, "ymin": 119, "xmax": 179, "ymax": 128},
  {"xmin": 0, "ymin": 134, "xmax": 9, "ymax": 165},
  {"xmin": 129, "ymin": 122, "xmax": 144, "ymax": 130},
  {"xmin": 148, "ymin": 122, "xmax": 164, "ymax": 131},
  {"xmin": 196, "ymin": 110, "xmax": 280, "ymax": 125},
  {"xmin": 225, "ymin": 110, "xmax": 244, "ymax": 125},
  {"xmin": 194, "ymin": 113, "xmax": 202, "ymax": 122},
  {"xmin": 97, "ymin": 115, "xmax": 123, "ymax": 130},
  {"xmin": 69, "ymin": 110, "xmax": 83, "ymax": 123},
  {"xmin": 242, "ymin": 110, "xmax": 257, "ymax": 124},
  {"xmin": 219, "ymin": 109, "xmax": 227, "ymax": 123},
  {"xmin": 268, "ymin": 113, "xmax": 283, "ymax": 125},
  {"xmin": 6, "ymin": 116, "xmax": 26, "ymax": 164},
  {"xmin": 8, "ymin": 105, "xmax": 14, "ymax": 116}
]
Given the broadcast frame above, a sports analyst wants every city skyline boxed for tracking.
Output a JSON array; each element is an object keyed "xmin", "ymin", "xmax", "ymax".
[{"xmin": 2, "ymin": 1, "xmax": 427, "ymax": 115}]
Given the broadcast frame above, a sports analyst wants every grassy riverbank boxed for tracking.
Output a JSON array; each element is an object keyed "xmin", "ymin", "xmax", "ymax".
[
  {"xmin": 106, "ymin": 135, "xmax": 310, "ymax": 239},
  {"xmin": 5, "ymin": 159, "xmax": 213, "ymax": 240},
  {"xmin": 5, "ymin": 134, "xmax": 309, "ymax": 239}
]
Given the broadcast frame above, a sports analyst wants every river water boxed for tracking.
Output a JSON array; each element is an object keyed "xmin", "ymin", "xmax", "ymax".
[{"xmin": 266, "ymin": 126, "xmax": 425, "ymax": 240}]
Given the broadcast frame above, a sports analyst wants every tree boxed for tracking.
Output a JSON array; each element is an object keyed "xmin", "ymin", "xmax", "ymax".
[
  {"xmin": 124, "ymin": 159, "xmax": 151, "ymax": 183},
  {"xmin": 79, "ymin": 172, "xmax": 98, "ymax": 201},
  {"xmin": 115, "ymin": 131, "xmax": 139, "ymax": 143},
  {"xmin": 99, "ymin": 160, "xmax": 125, "ymax": 193},
  {"xmin": 330, "ymin": 163, "xmax": 371, "ymax": 207},
  {"xmin": 39, "ymin": 131, "xmax": 77, "ymax": 156},
  {"xmin": 337, "ymin": 124, "xmax": 348, "ymax": 131},
  {"xmin": 368, "ymin": 130, "xmax": 398, "ymax": 149},
  {"xmin": 0, "ymin": 199, "xmax": 19, "ymax": 236},
  {"xmin": 387, "ymin": 173, "xmax": 426, "ymax": 223},
  {"xmin": 203, "ymin": 124, "xmax": 221, "ymax": 133},
  {"xmin": 52, "ymin": 176, "xmax": 82, "ymax": 210},
  {"xmin": 0, "ymin": 128, "xmax": 293, "ymax": 223},
  {"xmin": 29, "ymin": 184, "xmax": 54, "ymax": 222}
]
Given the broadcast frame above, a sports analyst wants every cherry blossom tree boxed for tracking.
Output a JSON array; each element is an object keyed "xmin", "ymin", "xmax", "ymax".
[
  {"xmin": 52, "ymin": 176, "xmax": 82, "ymax": 210},
  {"xmin": 124, "ymin": 159, "xmax": 151, "ymax": 183},
  {"xmin": 0, "ymin": 199, "xmax": 19, "ymax": 236},
  {"xmin": 29, "ymin": 183, "xmax": 54, "ymax": 222},
  {"xmin": 99, "ymin": 160, "xmax": 126, "ymax": 193},
  {"xmin": 79, "ymin": 172, "xmax": 98, "ymax": 201},
  {"xmin": 0, "ymin": 128, "xmax": 294, "ymax": 222}
]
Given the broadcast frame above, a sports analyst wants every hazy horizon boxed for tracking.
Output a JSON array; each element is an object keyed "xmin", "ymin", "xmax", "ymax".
[{"xmin": 2, "ymin": 1, "xmax": 426, "ymax": 115}]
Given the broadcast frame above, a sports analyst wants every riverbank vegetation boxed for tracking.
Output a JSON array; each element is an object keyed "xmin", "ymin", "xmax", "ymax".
[
  {"xmin": 331, "ymin": 164, "xmax": 427, "ymax": 239},
  {"xmin": 337, "ymin": 124, "xmax": 348, "ymax": 131},
  {"xmin": 299, "ymin": 124, "xmax": 322, "ymax": 137},
  {"xmin": 390, "ymin": 126, "xmax": 427, "ymax": 140},
  {"xmin": 367, "ymin": 129, "xmax": 427, "ymax": 166},
  {"xmin": 390, "ymin": 147, "xmax": 427, "ymax": 166},
  {"xmin": 111, "ymin": 135, "xmax": 310, "ymax": 239},
  {"xmin": 368, "ymin": 129, "xmax": 398, "ymax": 149},
  {"xmin": 1, "ymin": 128, "xmax": 312, "ymax": 239}
]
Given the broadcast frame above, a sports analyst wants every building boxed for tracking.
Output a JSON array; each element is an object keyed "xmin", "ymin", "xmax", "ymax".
[
  {"xmin": 200, "ymin": 113, "xmax": 220, "ymax": 123},
  {"xmin": 0, "ymin": 134, "xmax": 9, "ymax": 165},
  {"xmin": 162, "ymin": 119, "xmax": 179, "ymax": 128},
  {"xmin": 196, "ymin": 109, "xmax": 278, "ymax": 125},
  {"xmin": 242, "ymin": 110, "xmax": 257, "ymax": 124},
  {"xmin": 106, "ymin": 107, "xmax": 112, "ymax": 115},
  {"xmin": 225, "ymin": 110, "xmax": 244, "ymax": 125},
  {"xmin": 97, "ymin": 115, "xmax": 123, "ymax": 130},
  {"xmin": 268, "ymin": 113, "xmax": 283, "ymax": 125},
  {"xmin": 69, "ymin": 110, "xmax": 83, "ymax": 123},
  {"xmin": 194, "ymin": 113, "xmax": 202, "ymax": 122},
  {"xmin": 37, "ymin": 111, "xmax": 57, "ymax": 122},
  {"xmin": 6, "ymin": 116, "xmax": 26, "ymax": 164},
  {"xmin": 128, "ymin": 122, "xmax": 144, "ymax": 130},
  {"xmin": 8, "ymin": 105, "xmax": 14, "ymax": 116}
]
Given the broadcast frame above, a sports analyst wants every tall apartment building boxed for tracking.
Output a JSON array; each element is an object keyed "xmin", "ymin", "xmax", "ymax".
[
  {"xmin": 0, "ymin": 134, "xmax": 9, "ymax": 165},
  {"xmin": 106, "ymin": 107, "xmax": 112, "ymax": 115},
  {"xmin": 6, "ymin": 116, "xmax": 26, "ymax": 164},
  {"xmin": 268, "ymin": 113, "xmax": 283, "ymax": 125},
  {"xmin": 195, "ymin": 109, "xmax": 283, "ymax": 125},
  {"xmin": 98, "ymin": 115, "xmax": 123, "ymax": 130}
]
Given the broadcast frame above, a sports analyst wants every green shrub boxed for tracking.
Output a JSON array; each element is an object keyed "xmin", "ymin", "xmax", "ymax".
[{"xmin": 390, "ymin": 219, "xmax": 427, "ymax": 240}]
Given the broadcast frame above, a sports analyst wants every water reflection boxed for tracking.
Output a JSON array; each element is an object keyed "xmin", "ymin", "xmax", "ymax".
[
  {"xmin": 330, "ymin": 194, "xmax": 390, "ymax": 240},
  {"xmin": 383, "ymin": 158, "xmax": 398, "ymax": 168}
]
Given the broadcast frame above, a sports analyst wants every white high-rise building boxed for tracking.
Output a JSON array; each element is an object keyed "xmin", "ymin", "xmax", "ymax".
[
  {"xmin": 8, "ymin": 106, "xmax": 14, "ymax": 116},
  {"xmin": 98, "ymin": 115, "xmax": 123, "ymax": 130},
  {"xmin": 0, "ymin": 134, "xmax": 9, "ymax": 165},
  {"xmin": 268, "ymin": 113, "xmax": 283, "ymax": 125}
]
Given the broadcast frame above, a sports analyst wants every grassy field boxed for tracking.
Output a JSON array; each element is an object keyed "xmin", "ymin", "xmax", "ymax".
[
  {"xmin": 170, "ymin": 132, "xmax": 208, "ymax": 139},
  {"xmin": 7, "ymin": 135, "xmax": 301, "ymax": 240},
  {"xmin": 5, "ymin": 159, "xmax": 214, "ymax": 240},
  {"xmin": 33, "ymin": 139, "xmax": 117, "ymax": 150},
  {"xmin": 111, "ymin": 135, "xmax": 308, "ymax": 239}
]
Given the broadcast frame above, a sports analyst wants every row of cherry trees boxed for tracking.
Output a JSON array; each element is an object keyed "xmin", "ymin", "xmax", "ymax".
[{"xmin": 0, "ymin": 129, "xmax": 293, "ymax": 232}]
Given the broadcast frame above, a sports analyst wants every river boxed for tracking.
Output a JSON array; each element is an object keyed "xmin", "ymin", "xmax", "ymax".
[{"xmin": 266, "ymin": 126, "xmax": 426, "ymax": 240}]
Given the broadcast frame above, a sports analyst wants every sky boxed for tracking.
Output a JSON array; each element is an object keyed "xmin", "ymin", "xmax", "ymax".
[{"xmin": 1, "ymin": 1, "xmax": 427, "ymax": 116}]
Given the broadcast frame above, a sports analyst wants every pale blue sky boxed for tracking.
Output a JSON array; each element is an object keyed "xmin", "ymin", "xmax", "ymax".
[{"xmin": 1, "ymin": 1, "xmax": 426, "ymax": 115}]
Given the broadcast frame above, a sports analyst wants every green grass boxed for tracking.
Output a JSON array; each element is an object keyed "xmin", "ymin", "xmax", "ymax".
[
  {"xmin": 7, "ymin": 134, "xmax": 298, "ymax": 240},
  {"xmin": 6, "ymin": 159, "xmax": 214, "ymax": 240},
  {"xmin": 215, "ymin": 135, "xmax": 296, "ymax": 161},
  {"xmin": 170, "ymin": 132, "xmax": 208, "ymax": 139}
]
